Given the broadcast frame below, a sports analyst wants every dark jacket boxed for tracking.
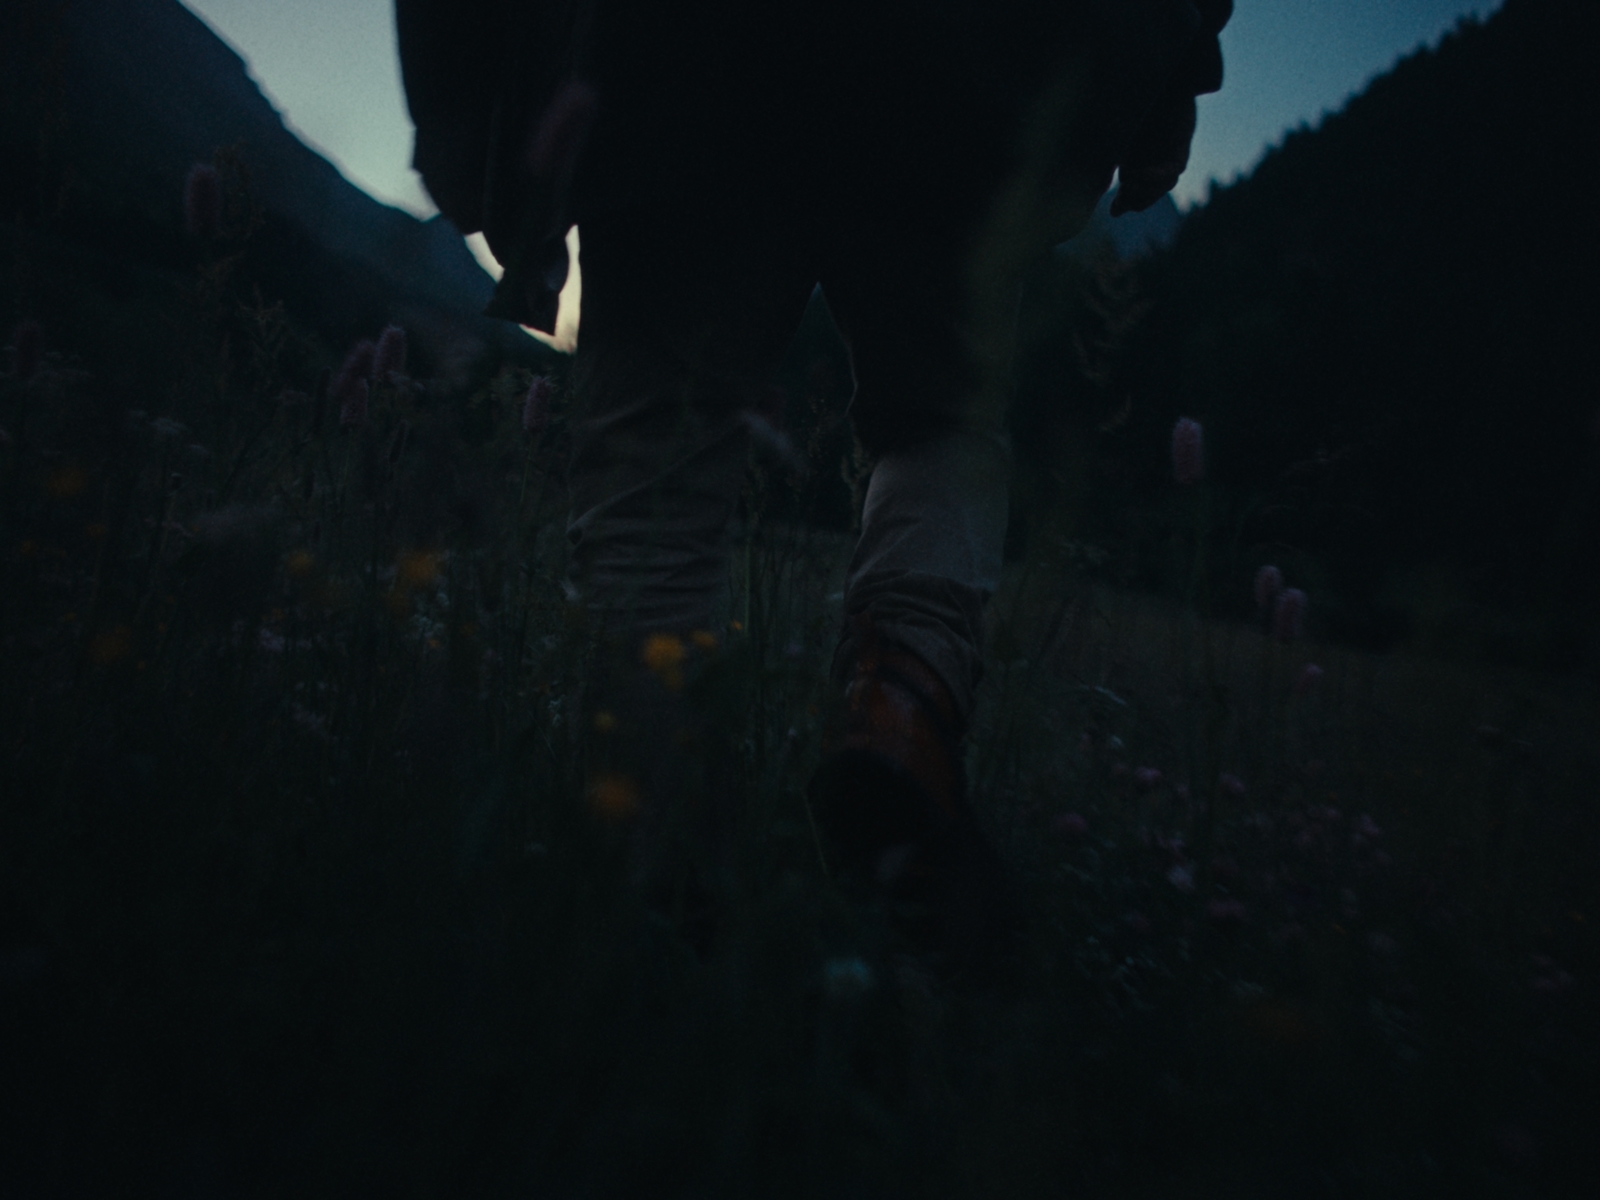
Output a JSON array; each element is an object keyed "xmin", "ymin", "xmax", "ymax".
[{"xmin": 395, "ymin": 1, "xmax": 1230, "ymax": 332}]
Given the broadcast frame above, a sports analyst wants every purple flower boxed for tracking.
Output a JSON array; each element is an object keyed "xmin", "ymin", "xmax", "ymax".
[
  {"xmin": 1171, "ymin": 417, "xmax": 1204, "ymax": 484},
  {"xmin": 338, "ymin": 378, "xmax": 369, "ymax": 430},
  {"xmin": 1273, "ymin": 588, "xmax": 1307, "ymax": 641},
  {"xmin": 372, "ymin": 324, "xmax": 407, "ymax": 381},
  {"xmin": 11, "ymin": 320, "xmax": 42, "ymax": 382},
  {"xmin": 1134, "ymin": 766, "xmax": 1163, "ymax": 789},
  {"xmin": 1254, "ymin": 564, "xmax": 1283, "ymax": 612},
  {"xmin": 1054, "ymin": 812, "xmax": 1089, "ymax": 837},
  {"xmin": 523, "ymin": 375, "xmax": 554, "ymax": 435},
  {"xmin": 1219, "ymin": 772, "xmax": 1247, "ymax": 799},
  {"xmin": 1292, "ymin": 662, "xmax": 1324, "ymax": 696},
  {"xmin": 184, "ymin": 162, "xmax": 221, "ymax": 239}
]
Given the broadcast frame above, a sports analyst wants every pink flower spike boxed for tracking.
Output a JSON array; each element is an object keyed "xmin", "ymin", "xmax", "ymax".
[
  {"xmin": 523, "ymin": 375, "xmax": 554, "ymax": 435},
  {"xmin": 373, "ymin": 324, "xmax": 407, "ymax": 381},
  {"xmin": 11, "ymin": 320, "xmax": 42, "ymax": 382},
  {"xmin": 1273, "ymin": 587, "xmax": 1308, "ymax": 641},
  {"xmin": 184, "ymin": 162, "xmax": 221, "ymax": 239},
  {"xmin": 1292, "ymin": 662, "xmax": 1324, "ymax": 696},
  {"xmin": 1054, "ymin": 812, "xmax": 1089, "ymax": 837},
  {"xmin": 1171, "ymin": 417, "xmax": 1204, "ymax": 484},
  {"xmin": 1134, "ymin": 766, "xmax": 1163, "ymax": 789},
  {"xmin": 1254, "ymin": 564, "xmax": 1283, "ymax": 612}
]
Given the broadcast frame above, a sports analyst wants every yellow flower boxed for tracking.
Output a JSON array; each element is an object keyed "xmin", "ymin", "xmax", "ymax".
[
  {"xmin": 592, "ymin": 710, "xmax": 617, "ymax": 733},
  {"xmin": 588, "ymin": 772, "xmax": 640, "ymax": 822},
  {"xmin": 689, "ymin": 630, "xmax": 719, "ymax": 652},
  {"xmin": 397, "ymin": 550, "xmax": 440, "ymax": 587},
  {"xmin": 640, "ymin": 633, "xmax": 687, "ymax": 688}
]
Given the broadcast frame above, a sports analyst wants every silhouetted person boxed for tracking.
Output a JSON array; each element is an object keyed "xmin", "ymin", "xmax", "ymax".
[{"xmin": 396, "ymin": 0, "xmax": 1231, "ymax": 974}]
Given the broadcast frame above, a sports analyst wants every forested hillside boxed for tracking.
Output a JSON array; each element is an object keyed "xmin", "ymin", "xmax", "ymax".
[{"xmin": 1017, "ymin": 0, "xmax": 1598, "ymax": 666}]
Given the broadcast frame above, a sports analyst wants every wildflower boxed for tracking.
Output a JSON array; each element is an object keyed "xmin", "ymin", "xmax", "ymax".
[
  {"xmin": 184, "ymin": 162, "xmax": 221, "ymax": 239},
  {"xmin": 373, "ymin": 324, "xmax": 407, "ymax": 381},
  {"xmin": 587, "ymin": 772, "xmax": 640, "ymax": 822},
  {"xmin": 1272, "ymin": 587, "xmax": 1307, "ymax": 641},
  {"xmin": 1219, "ymin": 772, "xmax": 1247, "ymax": 799},
  {"xmin": 822, "ymin": 956, "xmax": 876, "ymax": 1000},
  {"xmin": 1166, "ymin": 863, "xmax": 1195, "ymax": 892},
  {"xmin": 10, "ymin": 320, "xmax": 42, "ymax": 382},
  {"xmin": 1206, "ymin": 898, "xmax": 1248, "ymax": 924},
  {"xmin": 592, "ymin": 710, "xmax": 617, "ymax": 733},
  {"xmin": 1123, "ymin": 911, "xmax": 1152, "ymax": 935},
  {"xmin": 1292, "ymin": 662, "xmax": 1324, "ymax": 696},
  {"xmin": 523, "ymin": 375, "xmax": 553, "ymax": 435},
  {"xmin": 689, "ymin": 629, "xmax": 719, "ymax": 652},
  {"xmin": 1054, "ymin": 812, "xmax": 1089, "ymax": 837},
  {"xmin": 1253, "ymin": 564, "xmax": 1283, "ymax": 613},
  {"xmin": 640, "ymin": 632, "xmax": 687, "ymax": 688},
  {"xmin": 1134, "ymin": 766, "xmax": 1163, "ymax": 789},
  {"xmin": 1170, "ymin": 417, "xmax": 1204, "ymax": 484}
]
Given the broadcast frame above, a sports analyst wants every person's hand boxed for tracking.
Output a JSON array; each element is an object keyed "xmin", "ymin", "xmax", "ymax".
[{"xmin": 1111, "ymin": 0, "xmax": 1230, "ymax": 216}]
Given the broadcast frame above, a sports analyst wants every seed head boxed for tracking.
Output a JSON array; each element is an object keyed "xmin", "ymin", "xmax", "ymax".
[
  {"xmin": 184, "ymin": 162, "xmax": 221, "ymax": 239},
  {"xmin": 523, "ymin": 375, "xmax": 553, "ymax": 436},
  {"xmin": 1171, "ymin": 417, "xmax": 1204, "ymax": 484},
  {"xmin": 373, "ymin": 324, "xmax": 407, "ymax": 381},
  {"xmin": 1273, "ymin": 587, "xmax": 1307, "ymax": 642},
  {"xmin": 11, "ymin": 320, "xmax": 42, "ymax": 382},
  {"xmin": 1254, "ymin": 564, "xmax": 1283, "ymax": 612}
]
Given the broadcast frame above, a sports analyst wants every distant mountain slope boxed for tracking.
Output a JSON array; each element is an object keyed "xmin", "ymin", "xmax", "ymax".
[
  {"xmin": 0, "ymin": 0, "xmax": 540, "ymax": 370},
  {"xmin": 1104, "ymin": 0, "xmax": 1600, "ymax": 649}
]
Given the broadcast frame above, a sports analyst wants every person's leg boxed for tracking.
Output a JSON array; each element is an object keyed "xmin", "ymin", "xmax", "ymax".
[{"xmin": 565, "ymin": 204, "xmax": 814, "ymax": 641}]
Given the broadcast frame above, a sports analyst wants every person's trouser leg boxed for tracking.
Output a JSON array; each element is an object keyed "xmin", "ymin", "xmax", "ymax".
[{"xmin": 565, "ymin": 206, "xmax": 813, "ymax": 641}]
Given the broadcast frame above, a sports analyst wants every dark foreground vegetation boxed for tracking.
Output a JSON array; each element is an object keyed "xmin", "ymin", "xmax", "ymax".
[{"xmin": 3, "ymin": 1, "xmax": 1597, "ymax": 1197}]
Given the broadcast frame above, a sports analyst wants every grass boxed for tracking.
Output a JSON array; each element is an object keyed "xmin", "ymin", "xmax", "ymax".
[{"xmin": 2, "ymin": 241, "xmax": 1596, "ymax": 1199}]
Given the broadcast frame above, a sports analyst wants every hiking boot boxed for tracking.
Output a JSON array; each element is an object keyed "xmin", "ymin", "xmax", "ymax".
[{"xmin": 808, "ymin": 634, "xmax": 1023, "ymax": 985}]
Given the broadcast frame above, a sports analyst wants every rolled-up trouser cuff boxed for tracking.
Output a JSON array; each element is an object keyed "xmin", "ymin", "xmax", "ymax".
[{"xmin": 833, "ymin": 428, "xmax": 1010, "ymax": 723}]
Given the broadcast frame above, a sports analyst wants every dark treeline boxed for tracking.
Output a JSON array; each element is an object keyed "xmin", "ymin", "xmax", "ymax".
[{"xmin": 1012, "ymin": 0, "xmax": 1599, "ymax": 669}]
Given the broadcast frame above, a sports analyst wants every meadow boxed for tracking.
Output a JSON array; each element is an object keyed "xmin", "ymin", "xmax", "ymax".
[{"xmin": 2, "ymin": 184, "xmax": 1596, "ymax": 1198}]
